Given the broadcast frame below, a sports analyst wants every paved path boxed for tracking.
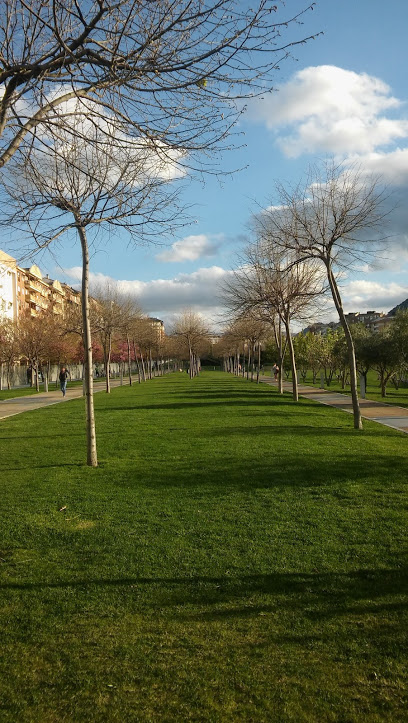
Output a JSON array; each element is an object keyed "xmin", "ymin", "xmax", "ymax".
[
  {"xmin": 260, "ymin": 377, "xmax": 408, "ymax": 434},
  {"xmin": 0, "ymin": 378, "xmax": 133, "ymax": 421}
]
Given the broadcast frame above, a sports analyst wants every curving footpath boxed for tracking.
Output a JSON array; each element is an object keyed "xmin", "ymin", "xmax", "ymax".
[
  {"xmin": 260, "ymin": 377, "xmax": 408, "ymax": 434},
  {"xmin": 0, "ymin": 378, "xmax": 133, "ymax": 421}
]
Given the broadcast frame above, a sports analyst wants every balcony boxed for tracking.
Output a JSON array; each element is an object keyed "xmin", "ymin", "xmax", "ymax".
[{"xmin": 25, "ymin": 278, "xmax": 42, "ymax": 292}]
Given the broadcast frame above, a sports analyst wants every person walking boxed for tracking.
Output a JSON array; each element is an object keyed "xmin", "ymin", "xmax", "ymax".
[
  {"xmin": 59, "ymin": 366, "xmax": 70, "ymax": 397},
  {"xmin": 272, "ymin": 363, "xmax": 279, "ymax": 382}
]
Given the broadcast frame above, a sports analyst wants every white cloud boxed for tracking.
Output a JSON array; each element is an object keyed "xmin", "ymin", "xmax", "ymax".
[
  {"xmin": 342, "ymin": 279, "xmax": 408, "ymax": 312},
  {"xmin": 63, "ymin": 264, "xmax": 408, "ymax": 330},
  {"xmin": 247, "ymin": 65, "xmax": 408, "ymax": 158},
  {"xmin": 348, "ymin": 148, "xmax": 408, "ymax": 186},
  {"xmin": 63, "ymin": 264, "xmax": 233, "ymax": 327},
  {"xmin": 156, "ymin": 234, "xmax": 222, "ymax": 262}
]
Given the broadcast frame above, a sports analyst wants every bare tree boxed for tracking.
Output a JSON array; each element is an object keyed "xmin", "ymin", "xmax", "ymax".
[
  {"xmin": 17, "ymin": 311, "xmax": 51, "ymax": 391},
  {"xmin": 259, "ymin": 163, "xmax": 387, "ymax": 428},
  {"xmin": 4, "ymin": 137, "xmax": 182, "ymax": 466},
  {"xmin": 118, "ymin": 297, "xmax": 144, "ymax": 387},
  {"xmin": 0, "ymin": 1, "xmax": 319, "ymax": 170},
  {"xmin": 0, "ymin": 2, "xmax": 319, "ymax": 465},
  {"xmin": 0, "ymin": 318, "xmax": 19, "ymax": 389},
  {"xmin": 223, "ymin": 243, "xmax": 324, "ymax": 400},
  {"xmin": 172, "ymin": 310, "xmax": 210, "ymax": 378},
  {"xmin": 220, "ymin": 314, "xmax": 266, "ymax": 383},
  {"xmin": 92, "ymin": 282, "xmax": 135, "ymax": 393}
]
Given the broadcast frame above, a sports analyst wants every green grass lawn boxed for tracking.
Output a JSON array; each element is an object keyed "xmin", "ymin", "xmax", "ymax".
[{"xmin": 1, "ymin": 371, "xmax": 407, "ymax": 722}]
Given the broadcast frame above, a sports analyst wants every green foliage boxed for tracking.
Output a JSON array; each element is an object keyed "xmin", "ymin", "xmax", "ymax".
[
  {"xmin": 391, "ymin": 310, "xmax": 408, "ymax": 369},
  {"xmin": 263, "ymin": 337, "xmax": 279, "ymax": 363}
]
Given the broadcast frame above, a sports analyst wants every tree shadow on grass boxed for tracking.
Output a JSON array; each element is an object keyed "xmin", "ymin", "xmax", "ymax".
[
  {"xmin": 1, "ymin": 568, "xmax": 407, "ymax": 626},
  {"xmin": 94, "ymin": 398, "xmax": 324, "ymax": 413},
  {"xmin": 201, "ymin": 424, "xmax": 398, "ymax": 438}
]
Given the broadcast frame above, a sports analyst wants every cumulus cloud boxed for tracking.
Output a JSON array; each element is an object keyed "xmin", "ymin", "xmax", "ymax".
[
  {"xmin": 63, "ymin": 265, "xmax": 233, "ymax": 326},
  {"xmin": 156, "ymin": 234, "xmax": 223, "ymax": 262},
  {"xmin": 348, "ymin": 148, "xmax": 408, "ymax": 186},
  {"xmin": 247, "ymin": 65, "xmax": 408, "ymax": 158},
  {"xmin": 341, "ymin": 279, "xmax": 408, "ymax": 312}
]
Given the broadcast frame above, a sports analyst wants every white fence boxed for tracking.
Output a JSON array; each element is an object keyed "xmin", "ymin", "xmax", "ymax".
[{"xmin": 0, "ymin": 362, "xmax": 123, "ymax": 389}]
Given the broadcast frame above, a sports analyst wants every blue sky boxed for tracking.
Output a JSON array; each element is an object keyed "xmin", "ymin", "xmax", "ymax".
[{"xmin": 8, "ymin": 0, "xmax": 408, "ymax": 328}]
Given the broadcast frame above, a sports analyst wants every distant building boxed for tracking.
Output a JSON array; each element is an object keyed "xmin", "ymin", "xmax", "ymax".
[
  {"xmin": 370, "ymin": 315, "xmax": 394, "ymax": 333},
  {"xmin": 301, "ymin": 310, "xmax": 395, "ymax": 336},
  {"xmin": 344, "ymin": 310, "xmax": 386, "ymax": 331},
  {"xmin": 19, "ymin": 263, "xmax": 52, "ymax": 317},
  {"xmin": 149, "ymin": 317, "xmax": 165, "ymax": 341},
  {"xmin": 1, "ymin": 250, "xmax": 83, "ymax": 322},
  {"xmin": 1, "ymin": 247, "xmax": 164, "ymax": 334},
  {"xmin": 0, "ymin": 250, "xmax": 18, "ymax": 322},
  {"xmin": 300, "ymin": 321, "xmax": 337, "ymax": 336}
]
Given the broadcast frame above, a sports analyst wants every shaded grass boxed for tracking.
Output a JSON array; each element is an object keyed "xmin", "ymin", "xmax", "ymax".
[{"xmin": 0, "ymin": 371, "xmax": 407, "ymax": 722}]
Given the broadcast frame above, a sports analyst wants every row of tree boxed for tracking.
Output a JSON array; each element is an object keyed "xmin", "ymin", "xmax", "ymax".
[
  {"xmin": 221, "ymin": 163, "xmax": 388, "ymax": 428},
  {"xmin": 0, "ymin": 0, "xmax": 317, "ymax": 467},
  {"xmin": 290, "ymin": 317, "xmax": 408, "ymax": 397},
  {"xmin": 215, "ymin": 313, "xmax": 408, "ymax": 399},
  {"xmin": 0, "ymin": 300, "xmax": 213, "ymax": 392}
]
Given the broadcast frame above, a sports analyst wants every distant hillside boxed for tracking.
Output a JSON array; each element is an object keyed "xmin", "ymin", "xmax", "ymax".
[{"xmin": 389, "ymin": 298, "xmax": 408, "ymax": 316}]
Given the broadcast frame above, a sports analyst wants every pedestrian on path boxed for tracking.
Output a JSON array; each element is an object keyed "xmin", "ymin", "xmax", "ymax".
[
  {"xmin": 59, "ymin": 367, "xmax": 70, "ymax": 397},
  {"xmin": 272, "ymin": 363, "xmax": 279, "ymax": 382}
]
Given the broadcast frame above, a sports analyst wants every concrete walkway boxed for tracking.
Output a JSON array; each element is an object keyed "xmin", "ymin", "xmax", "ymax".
[
  {"xmin": 0, "ymin": 378, "xmax": 133, "ymax": 421},
  {"xmin": 260, "ymin": 377, "xmax": 408, "ymax": 434}
]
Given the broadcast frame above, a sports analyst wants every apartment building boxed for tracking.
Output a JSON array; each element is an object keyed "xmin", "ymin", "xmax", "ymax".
[
  {"xmin": 149, "ymin": 317, "xmax": 165, "ymax": 342},
  {"xmin": 0, "ymin": 250, "xmax": 18, "ymax": 322},
  {"xmin": 0, "ymin": 250, "xmax": 82, "ymax": 322},
  {"xmin": 344, "ymin": 310, "xmax": 386, "ymax": 331},
  {"xmin": 1, "ymin": 250, "xmax": 164, "ymax": 337}
]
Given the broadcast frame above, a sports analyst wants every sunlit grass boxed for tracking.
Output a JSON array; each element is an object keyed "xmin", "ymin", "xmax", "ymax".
[{"xmin": 1, "ymin": 372, "xmax": 407, "ymax": 721}]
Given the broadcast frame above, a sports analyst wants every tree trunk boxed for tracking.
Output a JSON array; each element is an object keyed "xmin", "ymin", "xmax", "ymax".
[
  {"xmin": 127, "ymin": 335, "xmax": 132, "ymax": 386},
  {"xmin": 278, "ymin": 331, "xmax": 285, "ymax": 394},
  {"xmin": 77, "ymin": 223, "xmax": 98, "ymax": 467},
  {"xmin": 285, "ymin": 317, "xmax": 298, "ymax": 402},
  {"xmin": 136, "ymin": 355, "xmax": 142, "ymax": 383},
  {"xmin": 140, "ymin": 348, "xmax": 146, "ymax": 382},
  {"xmin": 189, "ymin": 345, "xmax": 193, "ymax": 378},
  {"xmin": 327, "ymin": 265, "xmax": 362, "ymax": 430},
  {"xmin": 35, "ymin": 360, "xmax": 40, "ymax": 391},
  {"xmin": 380, "ymin": 373, "xmax": 387, "ymax": 397},
  {"xmin": 105, "ymin": 336, "xmax": 112, "ymax": 394},
  {"xmin": 257, "ymin": 343, "xmax": 261, "ymax": 384}
]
